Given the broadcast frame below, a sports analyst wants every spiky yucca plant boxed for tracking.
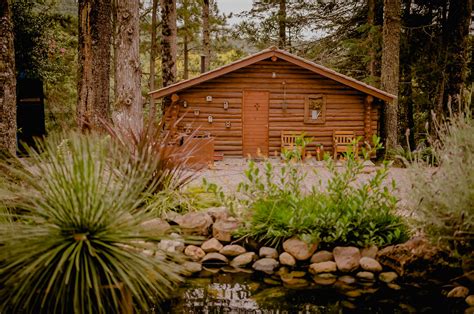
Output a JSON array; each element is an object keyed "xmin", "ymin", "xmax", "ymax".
[{"xmin": 0, "ymin": 132, "xmax": 183, "ymax": 313}]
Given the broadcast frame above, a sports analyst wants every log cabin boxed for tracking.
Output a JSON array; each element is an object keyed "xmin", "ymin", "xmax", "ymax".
[{"xmin": 149, "ymin": 47, "xmax": 396, "ymax": 159}]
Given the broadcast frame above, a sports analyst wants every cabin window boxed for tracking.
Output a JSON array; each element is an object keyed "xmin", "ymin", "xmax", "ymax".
[{"xmin": 304, "ymin": 94, "xmax": 326, "ymax": 124}]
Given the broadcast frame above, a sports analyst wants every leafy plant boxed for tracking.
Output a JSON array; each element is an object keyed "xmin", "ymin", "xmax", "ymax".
[
  {"xmin": 0, "ymin": 132, "xmax": 183, "ymax": 313},
  {"xmin": 408, "ymin": 111, "xmax": 474, "ymax": 256}
]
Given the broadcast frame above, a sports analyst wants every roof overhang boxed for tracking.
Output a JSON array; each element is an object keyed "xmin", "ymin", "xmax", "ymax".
[{"xmin": 149, "ymin": 47, "xmax": 396, "ymax": 102}]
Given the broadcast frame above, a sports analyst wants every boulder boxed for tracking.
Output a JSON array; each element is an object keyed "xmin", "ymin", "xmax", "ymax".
[
  {"xmin": 201, "ymin": 238, "xmax": 223, "ymax": 253},
  {"xmin": 283, "ymin": 237, "xmax": 318, "ymax": 261},
  {"xmin": 309, "ymin": 261, "xmax": 337, "ymax": 274},
  {"xmin": 230, "ymin": 252, "xmax": 257, "ymax": 268},
  {"xmin": 361, "ymin": 246, "xmax": 378, "ymax": 259},
  {"xmin": 252, "ymin": 258, "xmax": 279, "ymax": 275},
  {"xmin": 184, "ymin": 245, "xmax": 206, "ymax": 261},
  {"xmin": 466, "ymin": 295, "xmax": 474, "ymax": 306},
  {"xmin": 379, "ymin": 271, "xmax": 398, "ymax": 283},
  {"xmin": 205, "ymin": 206, "xmax": 230, "ymax": 221},
  {"xmin": 310, "ymin": 250, "xmax": 334, "ymax": 263},
  {"xmin": 447, "ymin": 286, "xmax": 469, "ymax": 298},
  {"xmin": 212, "ymin": 218, "xmax": 240, "ymax": 242},
  {"xmin": 281, "ymin": 274, "xmax": 309, "ymax": 288},
  {"xmin": 279, "ymin": 252, "xmax": 296, "ymax": 266},
  {"xmin": 333, "ymin": 246, "xmax": 361, "ymax": 272},
  {"xmin": 356, "ymin": 271, "xmax": 375, "ymax": 281},
  {"xmin": 202, "ymin": 253, "xmax": 229, "ymax": 267},
  {"xmin": 140, "ymin": 218, "xmax": 171, "ymax": 235},
  {"xmin": 157, "ymin": 239, "xmax": 185, "ymax": 253},
  {"xmin": 176, "ymin": 212, "xmax": 213, "ymax": 235},
  {"xmin": 313, "ymin": 273, "xmax": 337, "ymax": 286},
  {"xmin": 259, "ymin": 247, "xmax": 279, "ymax": 259},
  {"xmin": 183, "ymin": 261, "xmax": 202, "ymax": 274},
  {"xmin": 360, "ymin": 257, "xmax": 383, "ymax": 272},
  {"xmin": 338, "ymin": 275, "xmax": 356, "ymax": 285},
  {"xmin": 220, "ymin": 244, "xmax": 246, "ymax": 257}
]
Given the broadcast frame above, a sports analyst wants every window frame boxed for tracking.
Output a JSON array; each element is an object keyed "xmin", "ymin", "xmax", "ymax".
[{"xmin": 304, "ymin": 94, "xmax": 326, "ymax": 124}]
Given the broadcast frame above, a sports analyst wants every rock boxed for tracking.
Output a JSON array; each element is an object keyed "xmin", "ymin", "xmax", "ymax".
[
  {"xmin": 263, "ymin": 278, "xmax": 281, "ymax": 285},
  {"xmin": 259, "ymin": 247, "xmax": 279, "ymax": 259},
  {"xmin": 140, "ymin": 218, "xmax": 171, "ymax": 235},
  {"xmin": 279, "ymin": 252, "xmax": 296, "ymax": 266},
  {"xmin": 276, "ymin": 267, "xmax": 289, "ymax": 276},
  {"xmin": 283, "ymin": 237, "xmax": 318, "ymax": 261},
  {"xmin": 176, "ymin": 212, "xmax": 213, "ymax": 235},
  {"xmin": 252, "ymin": 258, "xmax": 279, "ymax": 275},
  {"xmin": 220, "ymin": 244, "xmax": 246, "ymax": 257},
  {"xmin": 360, "ymin": 257, "xmax": 383, "ymax": 272},
  {"xmin": 212, "ymin": 218, "xmax": 240, "ymax": 242},
  {"xmin": 184, "ymin": 245, "xmax": 206, "ymax": 261},
  {"xmin": 290, "ymin": 271, "xmax": 306, "ymax": 278},
  {"xmin": 230, "ymin": 252, "xmax": 257, "ymax": 267},
  {"xmin": 466, "ymin": 307, "xmax": 474, "ymax": 314},
  {"xmin": 341, "ymin": 300, "xmax": 357, "ymax": 309},
  {"xmin": 313, "ymin": 273, "xmax": 337, "ymax": 286},
  {"xmin": 201, "ymin": 238, "xmax": 223, "ymax": 253},
  {"xmin": 361, "ymin": 246, "xmax": 378, "ymax": 259},
  {"xmin": 205, "ymin": 206, "xmax": 229, "ymax": 221},
  {"xmin": 201, "ymin": 252, "xmax": 229, "ymax": 267},
  {"xmin": 333, "ymin": 246, "xmax": 361, "ymax": 272},
  {"xmin": 345, "ymin": 290, "xmax": 362, "ymax": 298},
  {"xmin": 447, "ymin": 286, "xmax": 469, "ymax": 298},
  {"xmin": 221, "ymin": 266, "xmax": 241, "ymax": 273},
  {"xmin": 379, "ymin": 271, "xmax": 398, "ymax": 283},
  {"xmin": 338, "ymin": 275, "xmax": 356, "ymax": 285},
  {"xmin": 309, "ymin": 261, "xmax": 337, "ymax": 274},
  {"xmin": 201, "ymin": 267, "xmax": 220, "ymax": 276},
  {"xmin": 387, "ymin": 283, "xmax": 401, "ymax": 290},
  {"xmin": 356, "ymin": 271, "xmax": 375, "ymax": 281},
  {"xmin": 466, "ymin": 295, "xmax": 474, "ymax": 306},
  {"xmin": 183, "ymin": 261, "xmax": 202, "ymax": 274},
  {"xmin": 157, "ymin": 239, "xmax": 185, "ymax": 253},
  {"xmin": 310, "ymin": 250, "xmax": 334, "ymax": 263},
  {"xmin": 281, "ymin": 274, "xmax": 309, "ymax": 288}
]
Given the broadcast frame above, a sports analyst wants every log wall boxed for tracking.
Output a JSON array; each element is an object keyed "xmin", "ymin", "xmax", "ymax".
[{"xmin": 171, "ymin": 58, "xmax": 381, "ymax": 157}]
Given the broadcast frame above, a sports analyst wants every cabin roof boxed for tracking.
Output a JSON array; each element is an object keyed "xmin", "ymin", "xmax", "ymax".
[{"xmin": 149, "ymin": 47, "xmax": 396, "ymax": 102}]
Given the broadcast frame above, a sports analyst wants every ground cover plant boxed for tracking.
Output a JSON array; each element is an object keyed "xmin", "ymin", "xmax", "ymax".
[
  {"xmin": 208, "ymin": 136, "xmax": 409, "ymax": 248},
  {"xmin": 0, "ymin": 132, "xmax": 184, "ymax": 313}
]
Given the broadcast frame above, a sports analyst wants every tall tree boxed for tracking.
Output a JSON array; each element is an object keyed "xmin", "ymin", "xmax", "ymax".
[
  {"xmin": 115, "ymin": 0, "xmax": 142, "ymax": 128},
  {"xmin": 278, "ymin": 0, "xmax": 286, "ymax": 48},
  {"xmin": 77, "ymin": 0, "xmax": 112, "ymax": 130},
  {"xmin": 149, "ymin": 0, "xmax": 159, "ymax": 110},
  {"xmin": 161, "ymin": 0, "xmax": 177, "ymax": 87},
  {"xmin": 367, "ymin": 0, "xmax": 376, "ymax": 79},
  {"xmin": 0, "ymin": 0, "xmax": 16, "ymax": 155},
  {"xmin": 202, "ymin": 0, "xmax": 211, "ymax": 72},
  {"xmin": 442, "ymin": 0, "xmax": 472, "ymax": 115},
  {"xmin": 380, "ymin": 0, "xmax": 401, "ymax": 150},
  {"xmin": 178, "ymin": 0, "xmax": 200, "ymax": 79}
]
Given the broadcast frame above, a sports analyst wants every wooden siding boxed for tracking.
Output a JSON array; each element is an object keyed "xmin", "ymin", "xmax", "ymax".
[{"xmin": 172, "ymin": 58, "xmax": 381, "ymax": 157}]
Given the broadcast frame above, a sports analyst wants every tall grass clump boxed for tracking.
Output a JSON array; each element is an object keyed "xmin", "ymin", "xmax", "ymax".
[
  {"xmin": 0, "ymin": 132, "xmax": 183, "ymax": 313},
  {"xmin": 408, "ymin": 111, "xmax": 474, "ymax": 256}
]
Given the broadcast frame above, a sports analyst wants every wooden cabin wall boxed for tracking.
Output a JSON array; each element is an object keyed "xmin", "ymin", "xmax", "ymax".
[{"xmin": 171, "ymin": 58, "xmax": 381, "ymax": 157}]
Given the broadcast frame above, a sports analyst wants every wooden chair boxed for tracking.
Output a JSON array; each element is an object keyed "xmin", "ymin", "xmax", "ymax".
[
  {"xmin": 281, "ymin": 131, "xmax": 306, "ymax": 158},
  {"xmin": 333, "ymin": 131, "xmax": 357, "ymax": 159}
]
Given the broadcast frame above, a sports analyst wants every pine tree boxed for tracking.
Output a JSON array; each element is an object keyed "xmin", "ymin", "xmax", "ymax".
[{"xmin": 161, "ymin": 0, "xmax": 177, "ymax": 87}]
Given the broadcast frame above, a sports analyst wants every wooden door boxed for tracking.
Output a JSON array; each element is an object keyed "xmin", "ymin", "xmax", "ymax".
[{"xmin": 242, "ymin": 91, "xmax": 269, "ymax": 158}]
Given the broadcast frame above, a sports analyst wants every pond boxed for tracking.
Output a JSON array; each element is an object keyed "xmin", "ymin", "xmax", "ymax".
[{"xmin": 162, "ymin": 272, "xmax": 465, "ymax": 313}]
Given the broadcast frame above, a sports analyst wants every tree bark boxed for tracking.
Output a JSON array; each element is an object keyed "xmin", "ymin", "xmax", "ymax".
[
  {"xmin": 115, "ymin": 0, "xmax": 142, "ymax": 129},
  {"xmin": 77, "ymin": 0, "xmax": 112, "ymax": 130},
  {"xmin": 184, "ymin": 34, "xmax": 189, "ymax": 79},
  {"xmin": 381, "ymin": 0, "xmax": 401, "ymax": 150},
  {"xmin": 202, "ymin": 0, "xmax": 211, "ymax": 72},
  {"xmin": 149, "ymin": 0, "xmax": 158, "ymax": 112},
  {"xmin": 161, "ymin": 0, "xmax": 177, "ymax": 87},
  {"xmin": 0, "ymin": 0, "xmax": 16, "ymax": 155},
  {"xmin": 442, "ymin": 0, "xmax": 472, "ymax": 115},
  {"xmin": 278, "ymin": 0, "xmax": 286, "ymax": 49},
  {"xmin": 367, "ymin": 0, "xmax": 376, "ymax": 79}
]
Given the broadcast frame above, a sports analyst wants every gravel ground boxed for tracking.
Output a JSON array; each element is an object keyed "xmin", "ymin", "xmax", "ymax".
[{"xmin": 191, "ymin": 158, "xmax": 414, "ymax": 215}]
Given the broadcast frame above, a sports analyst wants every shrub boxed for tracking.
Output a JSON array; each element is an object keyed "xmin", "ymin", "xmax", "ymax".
[
  {"xmin": 0, "ymin": 132, "xmax": 183, "ymax": 313},
  {"xmin": 408, "ymin": 112, "xmax": 474, "ymax": 256},
  {"xmin": 218, "ymin": 136, "xmax": 409, "ymax": 248}
]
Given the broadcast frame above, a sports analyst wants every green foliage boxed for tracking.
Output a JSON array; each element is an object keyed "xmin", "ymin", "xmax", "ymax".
[
  {"xmin": 0, "ymin": 132, "xmax": 183, "ymax": 313},
  {"xmin": 409, "ymin": 112, "xmax": 474, "ymax": 256},
  {"xmin": 225, "ymin": 136, "xmax": 409, "ymax": 248}
]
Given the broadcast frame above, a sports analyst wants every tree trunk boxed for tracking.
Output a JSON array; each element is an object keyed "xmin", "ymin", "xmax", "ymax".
[
  {"xmin": 442, "ymin": 0, "xmax": 472, "ymax": 115},
  {"xmin": 183, "ymin": 34, "xmax": 189, "ymax": 80},
  {"xmin": 115, "ymin": 0, "xmax": 142, "ymax": 129},
  {"xmin": 278, "ymin": 0, "xmax": 286, "ymax": 49},
  {"xmin": 202, "ymin": 0, "xmax": 211, "ymax": 72},
  {"xmin": 149, "ymin": 0, "xmax": 158, "ymax": 112},
  {"xmin": 367, "ymin": 0, "xmax": 376, "ymax": 79},
  {"xmin": 161, "ymin": 0, "xmax": 177, "ymax": 87},
  {"xmin": 0, "ymin": 0, "xmax": 16, "ymax": 155},
  {"xmin": 77, "ymin": 0, "xmax": 112, "ymax": 130},
  {"xmin": 381, "ymin": 0, "xmax": 401, "ymax": 150}
]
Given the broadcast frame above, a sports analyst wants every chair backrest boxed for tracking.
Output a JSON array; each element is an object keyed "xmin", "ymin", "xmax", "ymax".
[
  {"xmin": 333, "ymin": 131, "xmax": 355, "ymax": 145},
  {"xmin": 281, "ymin": 131, "xmax": 299, "ymax": 147}
]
